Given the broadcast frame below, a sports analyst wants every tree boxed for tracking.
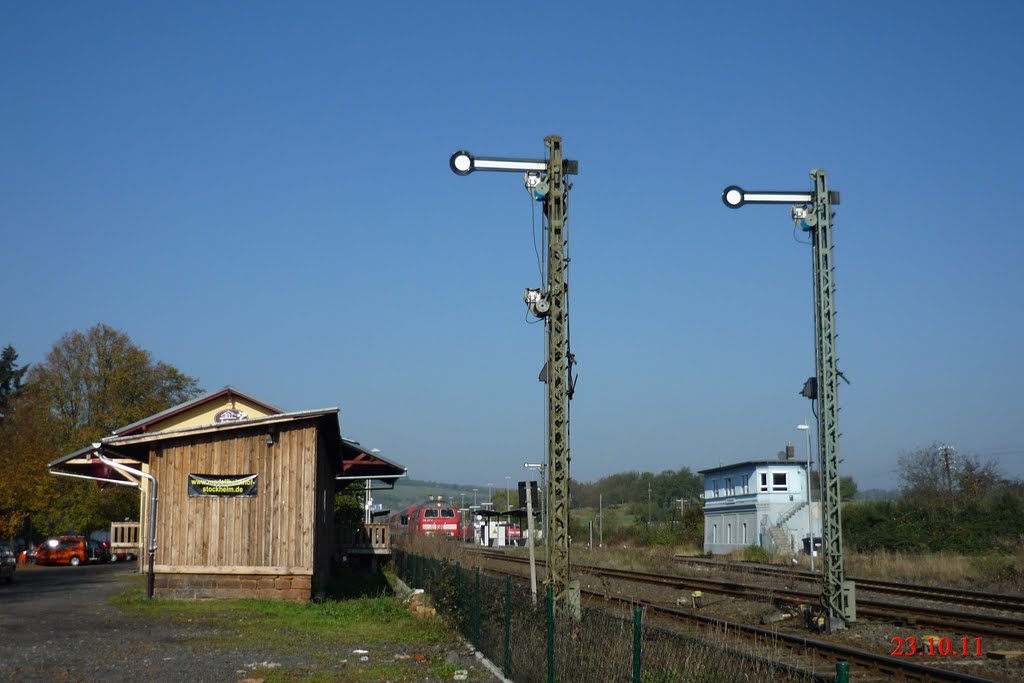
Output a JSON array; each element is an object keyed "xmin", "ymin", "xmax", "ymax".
[
  {"xmin": 897, "ymin": 442, "xmax": 1001, "ymax": 506},
  {"xmin": 0, "ymin": 345, "xmax": 28, "ymax": 422},
  {"xmin": 0, "ymin": 324, "xmax": 201, "ymax": 540},
  {"xmin": 29, "ymin": 324, "xmax": 200, "ymax": 452},
  {"xmin": 839, "ymin": 475, "xmax": 858, "ymax": 501}
]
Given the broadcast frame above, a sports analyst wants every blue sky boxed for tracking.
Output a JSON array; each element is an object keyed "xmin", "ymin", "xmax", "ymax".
[{"xmin": 4, "ymin": 3, "xmax": 1022, "ymax": 491}]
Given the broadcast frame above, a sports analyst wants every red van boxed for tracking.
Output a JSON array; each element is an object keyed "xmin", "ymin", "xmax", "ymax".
[{"xmin": 33, "ymin": 537, "xmax": 89, "ymax": 566}]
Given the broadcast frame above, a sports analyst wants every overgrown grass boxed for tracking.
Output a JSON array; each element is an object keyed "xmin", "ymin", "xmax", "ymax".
[
  {"xmin": 112, "ymin": 589, "xmax": 452, "ymax": 649},
  {"xmin": 108, "ymin": 571, "xmax": 468, "ymax": 682},
  {"xmin": 845, "ymin": 548, "xmax": 1024, "ymax": 591}
]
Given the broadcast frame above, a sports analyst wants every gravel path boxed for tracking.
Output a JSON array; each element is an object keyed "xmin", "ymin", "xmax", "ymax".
[{"xmin": 1, "ymin": 563, "xmax": 498, "ymax": 683}]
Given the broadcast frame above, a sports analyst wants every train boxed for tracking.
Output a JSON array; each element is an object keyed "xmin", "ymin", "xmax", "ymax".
[{"xmin": 389, "ymin": 496, "xmax": 462, "ymax": 540}]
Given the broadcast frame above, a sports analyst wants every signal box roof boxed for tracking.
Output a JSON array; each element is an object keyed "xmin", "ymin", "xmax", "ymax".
[{"xmin": 699, "ymin": 459, "xmax": 807, "ymax": 475}]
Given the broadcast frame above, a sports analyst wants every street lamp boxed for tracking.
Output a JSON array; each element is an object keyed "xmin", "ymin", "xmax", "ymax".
[
  {"xmin": 505, "ymin": 476, "xmax": 511, "ymax": 510},
  {"xmin": 473, "ymin": 488, "xmax": 478, "ymax": 507},
  {"xmin": 798, "ymin": 423, "xmax": 814, "ymax": 571},
  {"xmin": 487, "ymin": 483, "xmax": 493, "ymax": 507}
]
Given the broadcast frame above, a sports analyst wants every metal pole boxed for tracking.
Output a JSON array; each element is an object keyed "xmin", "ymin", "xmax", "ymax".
[
  {"xmin": 540, "ymin": 464, "xmax": 547, "ymax": 548},
  {"xmin": 546, "ymin": 585, "xmax": 555, "ymax": 683},
  {"xmin": 808, "ymin": 169, "xmax": 854, "ymax": 627},
  {"xmin": 543, "ymin": 135, "xmax": 575, "ymax": 616},
  {"xmin": 633, "ymin": 608, "xmax": 643, "ymax": 683},
  {"xmin": 526, "ymin": 481, "xmax": 538, "ymax": 603},
  {"xmin": 97, "ymin": 451, "xmax": 158, "ymax": 599},
  {"xmin": 799, "ymin": 422, "xmax": 814, "ymax": 571},
  {"xmin": 720, "ymin": 171, "xmax": 853, "ymax": 628},
  {"xmin": 504, "ymin": 574, "xmax": 512, "ymax": 677},
  {"xmin": 647, "ymin": 480, "xmax": 651, "ymax": 526}
]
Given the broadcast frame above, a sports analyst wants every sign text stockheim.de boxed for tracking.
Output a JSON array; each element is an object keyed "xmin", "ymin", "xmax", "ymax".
[{"xmin": 187, "ymin": 473, "xmax": 258, "ymax": 498}]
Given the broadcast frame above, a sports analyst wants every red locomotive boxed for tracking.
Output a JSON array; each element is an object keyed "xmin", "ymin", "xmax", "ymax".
[{"xmin": 390, "ymin": 496, "xmax": 461, "ymax": 540}]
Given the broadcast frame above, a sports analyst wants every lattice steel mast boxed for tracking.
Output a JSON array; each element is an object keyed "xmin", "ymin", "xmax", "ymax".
[
  {"xmin": 806, "ymin": 170, "xmax": 854, "ymax": 628},
  {"xmin": 541, "ymin": 135, "xmax": 575, "ymax": 613},
  {"xmin": 722, "ymin": 171, "xmax": 856, "ymax": 629},
  {"xmin": 449, "ymin": 138, "xmax": 580, "ymax": 616}
]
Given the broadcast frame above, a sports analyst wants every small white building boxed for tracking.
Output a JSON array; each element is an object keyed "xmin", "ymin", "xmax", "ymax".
[{"xmin": 700, "ymin": 450, "xmax": 820, "ymax": 556}]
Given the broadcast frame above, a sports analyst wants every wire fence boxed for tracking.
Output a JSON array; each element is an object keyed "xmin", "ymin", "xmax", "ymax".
[{"xmin": 393, "ymin": 550, "xmax": 834, "ymax": 683}]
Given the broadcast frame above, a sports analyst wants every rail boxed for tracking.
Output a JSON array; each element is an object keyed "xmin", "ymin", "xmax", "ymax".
[
  {"xmin": 474, "ymin": 549, "xmax": 1007, "ymax": 682},
  {"xmin": 339, "ymin": 523, "xmax": 390, "ymax": 555}
]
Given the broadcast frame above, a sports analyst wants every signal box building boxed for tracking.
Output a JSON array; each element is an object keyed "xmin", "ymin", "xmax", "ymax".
[
  {"xmin": 700, "ymin": 448, "xmax": 819, "ymax": 556},
  {"xmin": 49, "ymin": 387, "xmax": 405, "ymax": 602}
]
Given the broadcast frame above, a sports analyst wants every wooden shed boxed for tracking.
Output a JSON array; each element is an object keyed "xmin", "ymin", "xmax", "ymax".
[{"xmin": 49, "ymin": 389, "xmax": 406, "ymax": 602}]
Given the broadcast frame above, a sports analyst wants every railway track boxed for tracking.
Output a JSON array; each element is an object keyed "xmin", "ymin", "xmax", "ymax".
[
  {"xmin": 471, "ymin": 549, "xmax": 1014, "ymax": 682},
  {"xmin": 597, "ymin": 563, "xmax": 1024, "ymax": 640},
  {"xmin": 673, "ymin": 555, "xmax": 1024, "ymax": 615},
  {"xmin": 476, "ymin": 551, "xmax": 1024, "ymax": 641}
]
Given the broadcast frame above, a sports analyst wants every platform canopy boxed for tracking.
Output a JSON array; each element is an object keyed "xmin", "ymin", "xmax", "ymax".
[{"xmin": 337, "ymin": 438, "xmax": 406, "ymax": 490}]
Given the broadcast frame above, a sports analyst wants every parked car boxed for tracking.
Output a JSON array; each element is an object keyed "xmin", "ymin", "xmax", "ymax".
[
  {"xmin": 0, "ymin": 544, "xmax": 16, "ymax": 582},
  {"xmin": 17, "ymin": 546, "xmax": 37, "ymax": 564},
  {"xmin": 87, "ymin": 540, "xmax": 110, "ymax": 563},
  {"xmin": 33, "ymin": 537, "xmax": 90, "ymax": 566}
]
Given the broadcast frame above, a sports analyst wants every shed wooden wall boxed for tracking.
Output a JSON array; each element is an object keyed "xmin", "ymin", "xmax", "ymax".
[{"xmin": 149, "ymin": 423, "xmax": 319, "ymax": 574}]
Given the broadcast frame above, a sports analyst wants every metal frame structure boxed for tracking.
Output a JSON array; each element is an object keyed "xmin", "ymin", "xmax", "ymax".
[
  {"xmin": 449, "ymin": 136, "xmax": 579, "ymax": 615},
  {"xmin": 723, "ymin": 170, "xmax": 855, "ymax": 629}
]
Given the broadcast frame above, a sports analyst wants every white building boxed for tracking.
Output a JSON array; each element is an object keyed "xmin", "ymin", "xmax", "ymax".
[{"xmin": 700, "ymin": 450, "xmax": 820, "ymax": 556}]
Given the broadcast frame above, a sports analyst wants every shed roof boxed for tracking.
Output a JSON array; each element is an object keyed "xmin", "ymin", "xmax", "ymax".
[{"xmin": 49, "ymin": 408, "xmax": 406, "ymax": 488}]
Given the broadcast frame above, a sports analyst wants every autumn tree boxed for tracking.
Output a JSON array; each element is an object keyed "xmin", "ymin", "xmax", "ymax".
[
  {"xmin": 845, "ymin": 444, "xmax": 1023, "ymax": 553},
  {"xmin": 897, "ymin": 442, "xmax": 1001, "ymax": 508},
  {"xmin": 0, "ymin": 324, "xmax": 201, "ymax": 540}
]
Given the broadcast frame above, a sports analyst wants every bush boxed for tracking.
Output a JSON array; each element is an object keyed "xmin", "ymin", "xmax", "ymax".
[{"xmin": 739, "ymin": 545, "xmax": 773, "ymax": 564}]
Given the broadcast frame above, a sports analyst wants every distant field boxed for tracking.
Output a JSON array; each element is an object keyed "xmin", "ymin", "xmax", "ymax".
[{"xmin": 370, "ymin": 479, "xmax": 486, "ymax": 511}]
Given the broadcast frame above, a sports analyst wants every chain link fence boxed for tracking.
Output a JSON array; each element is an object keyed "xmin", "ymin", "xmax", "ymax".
[{"xmin": 393, "ymin": 549, "xmax": 832, "ymax": 682}]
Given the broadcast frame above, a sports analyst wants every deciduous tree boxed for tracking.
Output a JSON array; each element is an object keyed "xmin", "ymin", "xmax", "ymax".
[{"xmin": 0, "ymin": 324, "xmax": 201, "ymax": 540}]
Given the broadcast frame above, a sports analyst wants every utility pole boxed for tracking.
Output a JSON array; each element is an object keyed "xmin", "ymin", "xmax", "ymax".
[
  {"xmin": 647, "ymin": 480, "xmax": 652, "ymax": 526},
  {"xmin": 798, "ymin": 422, "xmax": 815, "ymax": 572},
  {"xmin": 450, "ymin": 138, "xmax": 580, "ymax": 617},
  {"xmin": 722, "ymin": 171, "xmax": 856, "ymax": 630},
  {"xmin": 940, "ymin": 445, "xmax": 956, "ymax": 506}
]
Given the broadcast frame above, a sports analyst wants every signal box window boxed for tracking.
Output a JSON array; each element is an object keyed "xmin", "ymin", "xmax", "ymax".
[
  {"xmin": 772, "ymin": 472, "xmax": 788, "ymax": 491},
  {"xmin": 759, "ymin": 472, "xmax": 769, "ymax": 492}
]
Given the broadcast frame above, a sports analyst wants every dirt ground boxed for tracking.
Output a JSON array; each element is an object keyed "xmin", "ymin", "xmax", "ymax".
[{"xmin": 0, "ymin": 563, "xmax": 499, "ymax": 683}]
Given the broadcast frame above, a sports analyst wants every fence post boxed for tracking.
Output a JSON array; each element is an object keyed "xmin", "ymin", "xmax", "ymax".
[
  {"xmin": 455, "ymin": 562, "xmax": 462, "ymax": 615},
  {"xmin": 504, "ymin": 574, "xmax": 512, "ymax": 678},
  {"xmin": 474, "ymin": 567, "xmax": 482, "ymax": 651},
  {"xmin": 546, "ymin": 585, "xmax": 555, "ymax": 683},
  {"xmin": 633, "ymin": 607, "xmax": 642, "ymax": 683}
]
